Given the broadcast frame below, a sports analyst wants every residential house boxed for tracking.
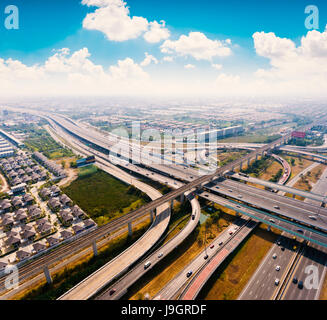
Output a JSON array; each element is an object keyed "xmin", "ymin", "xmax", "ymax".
[
  {"xmin": 71, "ymin": 205, "xmax": 85, "ymax": 219},
  {"xmin": 48, "ymin": 197, "xmax": 61, "ymax": 211},
  {"xmin": 72, "ymin": 224, "xmax": 84, "ymax": 235},
  {"xmin": 60, "ymin": 230, "xmax": 73, "ymax": 240},
  {"xmin": 16, "ymin": 249, "xmax": 31, "ymax": 261},
  {"xmin": 59, "ymin": 194, "xmax": 73, "ymax": 207},
  {"xmin": 39, "ymin": 188, "xmax": 51, "ymax": 199},
  {"xmin": 37, "ymin": 222, "xmax": 52, "ymax": 236},
  {"xmin": 22, "ymin": 194, "xmax": 34, "ymax": 206},
  {"xmin": 21, "ymin": 228, "xmax": 36, "ymax": 241},
  {"xmin": 5, "ymin": 235, "xmax": 20, "ymax": 249},
  {"xmin": 84, "ymin": 219, "xmax": 96, "ymax": 229},
  {"xmin": 50, "ymin": 185, "xmax": 60, "ymax": 196},
  {"xmin": 46, "ymin": 236, "xmax": 61, "ymax": 247},
  {"xmin": 32, "ymin": 242, "xmax": 47, "ymax": 254}
]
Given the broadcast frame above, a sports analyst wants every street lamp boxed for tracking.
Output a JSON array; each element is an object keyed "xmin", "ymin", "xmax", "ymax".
[{"xmin": 204, "ymin": 223, "xmax": 208, "ymax": 259}]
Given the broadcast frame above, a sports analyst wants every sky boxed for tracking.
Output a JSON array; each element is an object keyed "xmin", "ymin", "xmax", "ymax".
[{"xmin": 0, "ymin": 0, "xmax": 327, "ymax": 98}]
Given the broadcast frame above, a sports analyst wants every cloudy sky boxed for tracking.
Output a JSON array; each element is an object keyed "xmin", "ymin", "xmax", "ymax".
[{"xmin": 1, "ymin": 0, "xmax": 327, "ymax": 98}]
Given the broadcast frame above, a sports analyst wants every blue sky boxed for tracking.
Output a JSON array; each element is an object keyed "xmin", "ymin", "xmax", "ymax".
[
  {"xmin": 1, "ymin": 0, "xmax": 326, "ymax": 61},
  {"xmin": 0, "ymin": 0, "xmax": 327, "ymax": 97}
]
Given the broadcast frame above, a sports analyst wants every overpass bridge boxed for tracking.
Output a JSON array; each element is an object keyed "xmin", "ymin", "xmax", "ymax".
[{"xmin": 229, "ymin": 173, "xmax": 327, "ymax": 204}]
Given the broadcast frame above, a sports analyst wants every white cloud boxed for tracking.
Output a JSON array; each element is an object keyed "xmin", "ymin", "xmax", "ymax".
[
  {"xmin": 252, "ymin": 26, "xmax": 327, "ymax": 96},
  {"xmin": 82, "ymin": 0, "xmax": 148, "ymax": 41},
  {"xmin": 140, "ymin": 52, "xmax": 158, "ymax": 67},
  {"xmin": 184, "ymin": 64, "xmax": 195, "ymax": 69},
  {"xmin": 161, "ymin": 32, "xmax": 232, "ymax": 61},
  {"xmin": 212, "ymin": 63, "xmax": 223, "ymax": 70},
  {"xmin": 82, "ymin": 0, "xmax": 169, "ymax": 43},
  {"xmin": 0, "ymin": 48, "xmax": 151, "ymax": 96},
  {"xmin": 163, "ymin": 56, "xmax": 174, "ymax": 62},
  {"xmin": 143, "ymin": 21, "xmax": 170, "ymax": 43}
]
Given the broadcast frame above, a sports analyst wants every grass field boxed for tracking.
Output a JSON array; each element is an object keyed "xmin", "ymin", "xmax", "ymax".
[
  {"xmin": 62, "ymin": 169, "xmax": 149, "ymax": 225},
  {"xmin": 23, "ymin": 125, "xmax": 74, "ymax": 159},
  {"xmin": 219, "ymin": 134, "xmax": 281, "ymax": 144}
]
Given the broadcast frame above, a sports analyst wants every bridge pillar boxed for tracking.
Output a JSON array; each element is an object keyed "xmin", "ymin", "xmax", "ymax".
[
  {"xmin": 247, "ymin": 158, "xmax": 250, "ymax": 167},
  {"xmin": 255, "ymin": 154, "xmax": 258, "ymax": 161},
  {"xmin": 128, "ymin": 221, "xmax": 133, "ymax": 237},
  {"xmin": 267, "ymin": 225, "xmax": 271, "ymax": 232},
  {"xmin": 92, "ymin": 240, "xmax": 98, "ymax": 256},
  {"xmin": 150, "ymin": 209, "xmax": 155, "ymax": 223},
  {"xmin": 43, "ymin": 265, "xmax": 52, "ymax": 284},
  {"xmin": 180, "ymin": 193, "xmax": 185, "ymax": 203},
  {"xmin": 171, "ymin": 199, "xmax": 174, "ymax": 211},
  {"xmin": 240, "ymin": 161, "xmax": 243, "ymax": 171}
]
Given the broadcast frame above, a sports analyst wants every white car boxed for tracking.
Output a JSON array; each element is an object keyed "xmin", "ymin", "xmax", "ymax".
[
  {"xmin": 276, "ymin": 265, "xmax": 281, "ymax": 271},
  {"xmin": 275, "ymin": 278, "xmax": 280, "ymax": 285}
]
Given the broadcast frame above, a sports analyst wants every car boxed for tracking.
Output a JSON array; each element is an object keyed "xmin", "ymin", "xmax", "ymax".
[
  {"xmin": 238, "ymin": 195, "xmax": 243, "ymax": 198},
  {"xmin": 281, "ymin": 247, "xmax": 285, "ymax": 251},
  {"xmin": 229, "ymin": 231, "xmax": 233, "ymax": 235},
  {"xmin": 205, "ymin": 194, "xmax": 209, "ymax": 197},
  {"xmin": 269, "ymin": 219, "xmax": 275, "ymax": 223},
  {"xmin": 272, "ymin": 253, "xmax": 277, "ymax": 259},
  {"xmin": 144, "ymin": 261, "xmax": 151, "ymax": 269},
  {"xmin": 216, "ymin": 186, "xmax": 220, "ymax": 189},
  {"xmin": 158, "ymin": 252, "xmax": 163, "ymax": 258},
  {"xmin": 204, "ymin": 254, "xmax": 209, "ymax": 260},
  {"xmin": 109, "ymin": 289, "xmax": 116, "ymax": 296},
  {"xmin": 210, "ymin": 244, "xmax": 215, "ymax": 249},
  {"xmin": 276, "ymin": 265, "xmax": 281, "ymax": 271},
  {"xmin": 297, "ymin": 229, "xmax": 304, "ymax": 234},
  {"xmin": 275, "ymin": 278, "xmax": 280, "ymax": 286},
  {"xmin": 274, "ymin": 205, "xmax": 280, "ymax": 209},
  {"xmin": 228, "ymin": 189, "xmax": 233, "ymax": 192},
  {"xmin": 293, "ymin": 277, "xmax": 298, "ymax": 284},
  {"xmin": 298, "ymin": 280, "xmax": 304, "ymax": 289},
  {"xmin": 309, "ymin": 216, "xmax": 317, "ymax": 220},
  {"xmin": 236, "ymin": 205, "xmax": 241, "ymax": 208},
  {"xmin": 187, "ymin": 271, "xmax": 193, "ymax": 278},
  {"xmin": 219, "ymin": 241, "xmax": 223, "ymax": 246},
  {"xmin": 190, "ymin": 176, "xmax": 193, "ymax": 179},
  {"xmin": 192, "ymin": 214, "xmax": 195, "ymax": 220}
]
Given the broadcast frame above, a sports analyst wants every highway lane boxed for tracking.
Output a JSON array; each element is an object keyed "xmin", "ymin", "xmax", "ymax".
[
  {"xmin": 238, "ymin": 235, "xmax": 299, "ymax": 300},
  {"xmin": 180, "ymin": 219, "xmax": 258, "ymax": 300},
  {"xmin": 280, "ymin": 166, "xmax": 327, "ymax": 300},
  {"xmin": 153, "ymin": 216, "xmax": 252, "ymax": 301},
  {"xmin": 238, "ymin": 165, "xmax": 327, "ymax": 300}
]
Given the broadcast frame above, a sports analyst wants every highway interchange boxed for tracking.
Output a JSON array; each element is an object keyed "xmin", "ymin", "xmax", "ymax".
[{"xmin": 2, "ymin": 107, "xmax": 327, "ymax": 301}]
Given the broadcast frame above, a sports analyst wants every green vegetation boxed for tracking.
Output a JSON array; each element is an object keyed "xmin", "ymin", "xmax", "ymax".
[
  {"xmin": 77, "ymin": 165, "xmax": 98, "ymax": 178},
  {"xmin": 62, "ymin": 169, "xmax": 150, "ymax": 225},
  {"xmin": 241, "ymin": 156, "xmax": 272, "ymax": 177},
  {"xmin": 23, "ymin": 125, "xmax": 74, "ymax": 159},
  {"xmin": 219, "ymin": 133, "xmax": 281, "ymax": 144},
  {"xmin": 287, "ymin": 136, "xmax": 324, "ymax": 147},
  {"xmin": 269, "ymin": 168, "xmax": 283, "ymax": 183}
]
